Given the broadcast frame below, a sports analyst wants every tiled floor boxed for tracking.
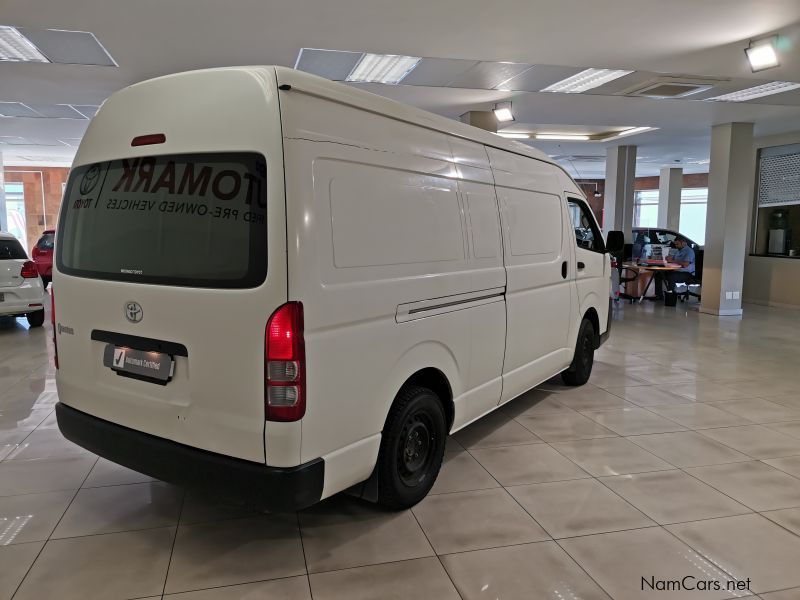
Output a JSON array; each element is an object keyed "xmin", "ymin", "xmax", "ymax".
[{"xmin": 2, "ymin": 301, "xmax": 800, "ymax": 599}]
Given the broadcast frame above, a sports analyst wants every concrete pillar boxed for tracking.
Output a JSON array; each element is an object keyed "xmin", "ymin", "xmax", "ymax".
[
  {"xmin": 459, "ymin": 111, "xmax": 497, "ymax": 133},
  {"xmin": 0, "ymin": 151, "xmax": 6, "ymax": 233},
  {"xmin": 700, "ymin": 122, "xmax": 754, "ymax": 316},
  {"xmin": 657, "ymin": 167, "xmax": 682, "ymax": 230},
  {"xmin": 603, "ymin": 145, "xmax": 637, "ymax": 236}
]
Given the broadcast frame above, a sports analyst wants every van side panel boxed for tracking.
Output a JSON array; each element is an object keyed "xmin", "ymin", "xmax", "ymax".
[
  {"xmin": 279, "ymin": 89, "xmax": 505, "ymax": 495},
  {"xmin": 487, "ymin": 148, "xmax": 575, "ymax": 403}
]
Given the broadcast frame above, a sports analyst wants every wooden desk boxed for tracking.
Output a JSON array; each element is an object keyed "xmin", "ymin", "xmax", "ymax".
[
  {"xmin": 636, "ymin": 264, "xmax": 683, "ymax": 303},
  {"xmin": 622, "ymin": 263, "xmax": 683, "ymax": 303}
]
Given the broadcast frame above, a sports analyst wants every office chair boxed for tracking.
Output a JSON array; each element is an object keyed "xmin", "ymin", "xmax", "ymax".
[{"xmin": 678, "ymin": 251, "xmax": 703, "ymax": 303}]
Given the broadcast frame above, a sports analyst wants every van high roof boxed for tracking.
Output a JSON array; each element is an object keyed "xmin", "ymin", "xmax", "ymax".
[{"xmin": 273, "ymin": 66, "xmax": 555, "ymax": 166}]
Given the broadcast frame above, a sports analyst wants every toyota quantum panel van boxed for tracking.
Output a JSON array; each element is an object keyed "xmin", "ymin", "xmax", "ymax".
[{"xmin": 54, "ymin": 66, "xmax": 622, "ymax": 510}]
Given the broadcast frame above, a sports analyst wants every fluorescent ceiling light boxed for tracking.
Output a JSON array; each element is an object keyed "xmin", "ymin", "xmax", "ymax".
[
  {"xmin": 497, "ymin": 132, "xmax": 529, "ymax": 139},
  {"xmin": 745, "ymin": 39, "xmax": 779, "ymax": 72},
  {"xmin": 541, "ymin": 68, "xmax": 633, "ymax": 93},
  {"xmin": 0, "ymin": 25, "xmax": 49, "ymax": 62},
  {"xmin": 535, "ymin": 134, "xmax": 591, "ymax": 141},
  {"xmin": 346, "ymin": 53, "xmax": 421, "ymax": 84},
  {"xmin": 707, "ymin": 81, "xmax": 800, "ymax": 102}
]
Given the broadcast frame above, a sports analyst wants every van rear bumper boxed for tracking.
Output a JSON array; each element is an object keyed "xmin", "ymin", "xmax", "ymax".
[{"xmin": 56, "ymin": 402, "xmax": 323, "ymax": 511}]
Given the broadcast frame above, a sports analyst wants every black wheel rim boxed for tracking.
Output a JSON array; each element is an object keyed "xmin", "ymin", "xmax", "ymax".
[{"xmin": 397, "ymin": 411, "xmax": 436, "ymax": 488}]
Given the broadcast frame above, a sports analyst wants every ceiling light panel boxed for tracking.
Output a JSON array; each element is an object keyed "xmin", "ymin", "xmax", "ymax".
[
  {"xmin": 541, "ymin": 68, "xmax": 634, "ymax": 93},
  {"xmin": 497, "ymin": 132, "xmax": 529, "ymax": 139},
  {"xmin": 294, "ymin": 48, "xmax": 363, "ymax": 80},
  {"xmin": 0, "ymin": 25, "xmax": 49, "ymax": 62},
  {"xmin": 448, "ymin": 61, "xmax": 531, "ymax": 90},
  {"xmin": 346, "ymin": 53, "xmax": 421, "ymax": 84},
  {"xmin": 16, "ymin": 28, "xmax": 116, "ymax": 66},
  {"xmin": 707, "ymin": 81, "xmax": 800, "ymax": 102},
  {"xmin": 400, "ymin": 57, "xmax": 478, "ymax": 86}
]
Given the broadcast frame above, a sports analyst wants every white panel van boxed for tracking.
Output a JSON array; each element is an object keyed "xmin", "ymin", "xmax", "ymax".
[{"xmin": 54, "ymin": 67, "xmax": 623, "ymax": 510}]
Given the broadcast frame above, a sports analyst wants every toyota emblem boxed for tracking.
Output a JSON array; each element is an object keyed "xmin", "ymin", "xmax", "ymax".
[{"xmin": 124, "ymin": 301, "xmax": 143, "ymax": 323}]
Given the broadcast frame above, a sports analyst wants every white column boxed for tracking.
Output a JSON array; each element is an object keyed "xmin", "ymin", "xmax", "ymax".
[
  {"xmin": 700, "ymin": 122, "xmax": 754, "ymax": 316},
  {"xmin": 459, "ymin": 111, "xmax": 497, "ymax": 133},
  {"xmin": 0, "ymin": 151, "xmax": 6, "ymax": 233},
  {"xmin": 657, "ymin": 167, "xmax": 682, "ymax": 230},
  {"xmin": 603, "ymin": 145, "xmax": 637, "ymax": 236}
]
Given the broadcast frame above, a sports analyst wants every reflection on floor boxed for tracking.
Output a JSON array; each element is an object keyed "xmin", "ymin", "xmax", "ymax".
[{"xmin": 1, "ymin": 301, "xmax": 800, "ymax": 599}]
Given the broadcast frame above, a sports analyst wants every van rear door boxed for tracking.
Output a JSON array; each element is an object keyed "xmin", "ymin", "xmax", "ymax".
[{"xmin": 55, "ymin": 152, "xmax": 280, "ymax": 463}]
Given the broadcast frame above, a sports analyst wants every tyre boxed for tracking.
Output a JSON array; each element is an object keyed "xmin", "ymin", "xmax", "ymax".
[
  {"xmin": 376, "ymin": 386, "xmax": 447, "ymax": 510},
  {"xmin": 561, "ymin": 318, "xmax": 596, "ymax": 386},
  {"xmin": 27, "ymin": 310, "xmax": 45, "ymax": 328}
]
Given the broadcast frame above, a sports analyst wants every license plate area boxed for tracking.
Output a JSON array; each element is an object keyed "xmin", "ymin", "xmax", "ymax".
[{"xmin": 103, "ymin": 344, "xmax": 175, "ymax": 385}]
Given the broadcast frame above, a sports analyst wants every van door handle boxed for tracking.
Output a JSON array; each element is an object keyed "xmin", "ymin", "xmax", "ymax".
[
  {"xmin": 577, "ymin": 261, "xmax": 586, "ymax": 270},
  {"xmin": 561, "ymin": 261, "xmax": 568, "ymax": 279}
]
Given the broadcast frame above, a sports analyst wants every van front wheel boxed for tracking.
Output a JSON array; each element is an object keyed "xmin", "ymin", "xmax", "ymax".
[
  {"xmin": 377, "ymin": 386, "xmax": 446, "ymax": 510},
  {"xmin": 562, "ymin": 318, "xmax": 595, "ymax": 386}
]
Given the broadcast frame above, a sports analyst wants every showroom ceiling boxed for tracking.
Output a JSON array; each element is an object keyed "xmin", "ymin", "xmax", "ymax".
[{"xmin": 1, "ymin": 0, "xmax": 799, "ymax": 176}]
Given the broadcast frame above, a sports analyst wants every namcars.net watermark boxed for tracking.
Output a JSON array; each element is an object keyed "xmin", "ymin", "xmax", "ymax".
[{"xmin": 642, "ymin": 576, "xmax": 751, "ymax": 593}]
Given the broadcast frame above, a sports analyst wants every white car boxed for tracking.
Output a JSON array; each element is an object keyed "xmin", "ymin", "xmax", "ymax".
[{"xmin": 0, "ymin": 232, "xmax": 47, "ymax": 327}]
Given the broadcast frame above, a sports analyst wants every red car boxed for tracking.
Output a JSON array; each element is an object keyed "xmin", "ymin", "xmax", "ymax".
[{"xmin": 31, "ymin": 229, "xmax": 55, "ymax": 287}]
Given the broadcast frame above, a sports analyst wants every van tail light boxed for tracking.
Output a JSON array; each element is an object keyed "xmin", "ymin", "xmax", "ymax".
[
  {"xmin": 265, "ymin": 302, "xmax": 305, "ymax": 422},
  {"xmin": 51, "ymin": 289, "xmax": 58, "ymax": 369},
  {"xmin": 21, "ymin": 261, "xmax": 38, "ymax": 278}
]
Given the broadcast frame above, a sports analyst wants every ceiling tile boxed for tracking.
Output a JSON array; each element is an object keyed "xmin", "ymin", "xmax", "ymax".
[
  {"xmin": 496, "ymin": 65, "xmax": 584, "ymax": 91},
  {"xmin": 71, "ymin": 105, "xmax": 99, "ymax": 119},
  {"xmin": 401, "ymin": 57, "xmax": 478, "ymax": 86},
  {"xmin": 447, "ymin": 61, "xmax": 532, "ymax": 90},
  {"xmin": 26, "ymin": 104, "xmax": 86, "ymax": 119},
  {"xmin": 16, "ymin": 28, "xmax": 116, "ymax": 66},
  {"xmin": 0, "ymin": 102, "xmax": 40, "ymax": 118},
  {"xmin": 294, "ymin": 48, "xmax": 362, "ymax": 80}
]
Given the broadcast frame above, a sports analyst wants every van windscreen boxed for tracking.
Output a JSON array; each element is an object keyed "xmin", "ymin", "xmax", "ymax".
[{"xmin": 57, "ymin": 153, "xmax": 267, "ymax": 288}]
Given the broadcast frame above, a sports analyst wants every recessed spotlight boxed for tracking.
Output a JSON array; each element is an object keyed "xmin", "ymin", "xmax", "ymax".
[
  {"xmin": 346, "ymin": 53, "xmax": 421, "ymax": 84},
  {"xmin": 493, "ymin": 102, "xmax": 514, "ymax": 122},
  {"xmin": 535, "ymin": 133, "xmax": 591, "ymax": 141},
  {"xmin": 707, "ymin": 81, "xmax": 800, "ymax": 102},
  {"xmin": 541, "ymin": 68, "xmax": 633, "ymax": 93},
  {"xmin": 745, "ymin": 38, "xmax": 779, "ymax": 72},
  {"xmin": 0, "ymin": 25, "xmax": 49, "ymax": 62},
  {"xmin": 496, "ymin": 132, "xmax": 529, "ymax": 139}
]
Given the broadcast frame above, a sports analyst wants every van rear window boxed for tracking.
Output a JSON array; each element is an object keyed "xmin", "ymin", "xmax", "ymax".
[{"xmin": 57, "ymin": 153, "xmax": 267, "ymax": 288}]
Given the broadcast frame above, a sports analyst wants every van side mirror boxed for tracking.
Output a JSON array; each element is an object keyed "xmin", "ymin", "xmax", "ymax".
[{"xmin": 606, "ymin": 230, "xmax": 625, "ymax": 254}]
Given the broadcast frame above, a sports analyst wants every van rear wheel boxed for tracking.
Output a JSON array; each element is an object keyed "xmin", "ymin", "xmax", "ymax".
[
  {"xmin": 377, "ymin": 386, "xmax": 446, "ymax": 510},
  {"xmin": 562, "ymin": 318, "xmax": 595, "ymax": 386}
]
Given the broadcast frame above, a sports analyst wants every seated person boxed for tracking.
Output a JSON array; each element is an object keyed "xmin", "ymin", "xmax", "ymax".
[{"xmin": 655, "ymin": 238, "xmax": 695, "ymax": 298}]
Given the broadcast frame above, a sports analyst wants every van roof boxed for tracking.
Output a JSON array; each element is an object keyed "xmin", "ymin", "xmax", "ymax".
[{"xmin": 275, "ymin": 66, "xmax": 555, "ymax": 165}]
